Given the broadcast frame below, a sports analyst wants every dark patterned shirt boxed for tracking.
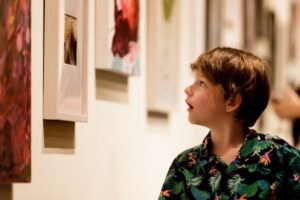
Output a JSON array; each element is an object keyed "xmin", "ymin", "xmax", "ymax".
[{"xmin": 159, "ymin": 130, "xmax": 300, "ymax": 200}]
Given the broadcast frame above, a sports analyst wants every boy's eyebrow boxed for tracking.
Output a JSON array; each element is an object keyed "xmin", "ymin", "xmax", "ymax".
[{"xmin": 195, "ymin": 75, "xmax": 211, "ymax": 84}]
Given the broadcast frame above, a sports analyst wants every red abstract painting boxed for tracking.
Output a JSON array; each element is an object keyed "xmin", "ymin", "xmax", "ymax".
[{"xmin": 0, "ymin": 0, "xmax": 31, "ymax": 183}]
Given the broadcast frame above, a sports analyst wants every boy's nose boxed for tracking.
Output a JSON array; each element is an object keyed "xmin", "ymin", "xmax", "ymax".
[{"xmin": 184, "ymin": 85, "xmax": 191, "ymax": 95}]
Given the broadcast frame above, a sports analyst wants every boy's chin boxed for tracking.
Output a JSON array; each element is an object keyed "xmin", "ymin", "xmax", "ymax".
[
  {"xmin": 188, "ymin": 117, "xmax": 207, "ymax": 127},
  {"xmin": 188, "ymin": 117, "xmax": 201, "ymax": 125}
]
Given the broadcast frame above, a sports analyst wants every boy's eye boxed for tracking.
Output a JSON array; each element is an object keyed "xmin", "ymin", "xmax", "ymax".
[{"xmin": 199, "ymin": 81, "xmax": 205, "ymax": 87}]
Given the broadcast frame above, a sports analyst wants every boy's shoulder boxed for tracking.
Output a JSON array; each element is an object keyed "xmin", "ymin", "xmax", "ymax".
[
  {"xmin": 174, "ymin": 132, "xmax": 300, "ymax": 163},
  {"xmin": 248, "ymin": 132, "xmax": 300, "ymax": 157},
  {"xmin": 172, "ymin": 131, "xmax": 300, "ymax": 167}
]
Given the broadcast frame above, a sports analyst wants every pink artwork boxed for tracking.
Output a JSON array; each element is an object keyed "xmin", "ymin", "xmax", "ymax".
[
  {"xmin": 110, "ymin": 0, "xmax": 140, "ymax": 74},
  {"xmin": 0, "ymin": 0, "xmax": 31, "ymax": 183},
  {"xmin": 95, "ymin": 0, "xmax": 140, "ymax": 75}
]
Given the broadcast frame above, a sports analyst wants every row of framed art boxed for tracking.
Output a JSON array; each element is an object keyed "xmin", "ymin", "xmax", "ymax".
[
  {"xmin": 44, "ymin": 0, "xmax": 141, "ymax": 122},
  {"xmin": 0, "ymin": 0, "xmax": 179, "ymax": 183},
  {"xmin": 44, "ymin": 0, "xmax": 181, "ymax": 122},
  {"xmin": 44, "ymin": 0, "xmax": 300, "ymax": 123}
]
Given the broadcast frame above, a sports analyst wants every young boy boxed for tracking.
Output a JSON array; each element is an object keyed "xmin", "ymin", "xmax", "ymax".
[{"xmin": 159, "ymin": 47, "xmax": 300, "ymax": 200}]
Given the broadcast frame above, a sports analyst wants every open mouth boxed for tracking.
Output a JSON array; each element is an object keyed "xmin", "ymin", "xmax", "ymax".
[{"xmin": 186, "ymin": 100, "xmax": 193, "ymax": 111}]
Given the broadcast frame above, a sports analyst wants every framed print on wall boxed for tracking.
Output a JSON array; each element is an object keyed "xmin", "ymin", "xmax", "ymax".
[
  {"xmin": 0, "ymin": 0, "xmax": 31, "ymax": 183},
  {"xmin": 146, "ymin": 0, "xmax": 180, "ymax": 113},
  {"xmin": 287, "ymin": 0, "xmax": 300, "ymax": 72},
  {"xmin": 95, "ymin": 0, "xmax": 140, "ymax": 76},
  {"xmin": 44, "ymin": 0, "xmax": 88, "ymax": 122},
  {"xmin": 205, "ymin": 0, "xmax": 223, "ymax": 50}
]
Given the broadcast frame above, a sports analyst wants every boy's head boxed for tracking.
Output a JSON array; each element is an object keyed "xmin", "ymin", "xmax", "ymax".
[{"xmin": 191, "ymin": 47, "xmax": 270, "ymax": 127}]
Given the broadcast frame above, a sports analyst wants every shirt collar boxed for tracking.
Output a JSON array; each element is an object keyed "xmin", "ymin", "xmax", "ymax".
[{"xmin": 199, "ymin": 129, "xmax": 258, "ymax": 160}]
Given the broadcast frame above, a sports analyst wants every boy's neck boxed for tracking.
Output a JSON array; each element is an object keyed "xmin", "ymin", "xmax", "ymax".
[{"xmin": 210, "ymin": 124, "xmax": 247, "ymax": 164}]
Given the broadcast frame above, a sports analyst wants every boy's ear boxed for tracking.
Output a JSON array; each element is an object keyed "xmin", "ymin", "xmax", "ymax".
[{"xmin": 225, "ymin": 94, "xmax": 242, "ymax": 113}]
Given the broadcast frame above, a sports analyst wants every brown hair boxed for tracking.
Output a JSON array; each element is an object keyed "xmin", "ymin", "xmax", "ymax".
[{"xmin": 191, "ymin": 47, "xmax": 270, "ymax": 127}]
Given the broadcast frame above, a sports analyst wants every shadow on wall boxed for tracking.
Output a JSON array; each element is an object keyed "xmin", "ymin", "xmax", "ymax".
[
  {"xmin": 95, "ymin": 70, "xmax": 129, "ymax": 104},
  {"xmin": 43, "ymin": 120, "xmax": 75, "ymax": 154},
  {"xmin": 0, "ymin": 184, "xmax": 12, "ymax": 200}
]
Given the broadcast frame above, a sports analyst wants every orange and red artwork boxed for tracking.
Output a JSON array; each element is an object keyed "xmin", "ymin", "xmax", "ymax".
[{"xmin": 0, "ymin": 0, "xmax": 31, "ymax": 183}]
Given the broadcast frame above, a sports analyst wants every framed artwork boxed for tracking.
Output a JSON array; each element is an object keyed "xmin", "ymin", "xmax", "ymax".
[
  {"xmin": 243, "ymin": 0, "xmax": 276, "ymax": 84},
  {"xmin": 146, "ymin": 0, "xmax": 180, "ymax": 113},
  {"xmin": 288, "ymin": 1, "xmax": 300, "ymax": 66},
  {"xmin": 243, "ymin": 0, "xmax": 257, "ymax": 50},
  {"xmin": 265, "ymin": 10, "xmax": 276, "ymax": 85},
  {"xmin": 44, "ymin": 0, "xmax": 88, "ymax": 122},
  {"xmin": 0, "ymin": 0, "xmax": 31, "ymax": 183},
  {"xmin": 206, "ymin": 0, "xmax": 244, "ymax": 49},
  {"xmin": 205, "ymin": 0, "xmax": 223, "ymax": 50},
  {"xmin": 95, "ymin": 0, "xmax": 140, "ymax": 76},
  {"xmin": 221, "ymin": 0, "xmax": 244, "ymax": 48}
]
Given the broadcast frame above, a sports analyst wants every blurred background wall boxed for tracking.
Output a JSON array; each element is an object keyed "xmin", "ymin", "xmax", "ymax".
[{"xmin": 0, "ymin": 0, "xmax": 299, "ymax": 199}]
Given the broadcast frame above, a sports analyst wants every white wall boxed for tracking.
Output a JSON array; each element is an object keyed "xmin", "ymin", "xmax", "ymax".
[{"xmin": 9, "ymin": 0, "xmax": 207, "ymax": 200}]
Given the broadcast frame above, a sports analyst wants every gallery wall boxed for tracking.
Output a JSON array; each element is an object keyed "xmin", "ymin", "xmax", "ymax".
[
  {"xmin": 0, "ymin": 0, "xmax": 298, "ymax": 200},
  {"xmin": 1, "ymin": 0, "xmax": 206, "ymax": 200}
]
